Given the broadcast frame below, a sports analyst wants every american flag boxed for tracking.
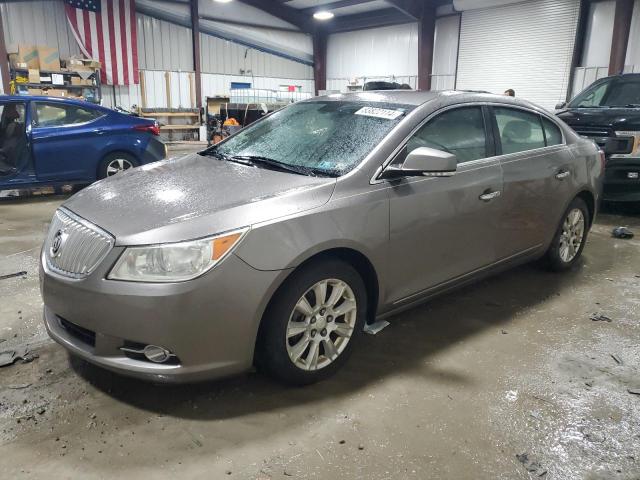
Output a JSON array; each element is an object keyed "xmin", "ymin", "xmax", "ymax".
[{"xmin": 64, "ymin": 0, "xmax": 139, "ymax": 85}]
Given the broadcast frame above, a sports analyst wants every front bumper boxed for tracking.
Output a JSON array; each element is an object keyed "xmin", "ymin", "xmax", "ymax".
[
  {"xmin": 602, "ymin": 157, "xmax": 640, "ymax": 202},
  {"xmin": 41, "ymin": 249, "xmax": 284, "ymax": 383}
]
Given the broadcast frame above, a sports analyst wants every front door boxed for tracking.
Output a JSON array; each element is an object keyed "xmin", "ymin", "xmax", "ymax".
[
  {"xmin": 385, "ymin": 105, "xmax": 504, "ymax": 304},
  {"xmin": 0, "ymin": 100, "xmax": 31, "ymax": 182},
  {"xmin": 31, "ymin": 101, "xmax": 104, "ymax": 181}
]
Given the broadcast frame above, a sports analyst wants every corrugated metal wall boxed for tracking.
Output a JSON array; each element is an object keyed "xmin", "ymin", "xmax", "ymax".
[
  {"xmin": 200, "ymin": 33, "xmax": 313, "ymax": 79},
  {"xmin": 0, "ymin": 0, "xmax": 80, "ymax": 58},
  {"xmin": 137, "ymin": 14, "xmax": 194, "ymax": 71},
  {"xmin": 326, "ymin": 23, "xmax": 418, "ymax": 92}
]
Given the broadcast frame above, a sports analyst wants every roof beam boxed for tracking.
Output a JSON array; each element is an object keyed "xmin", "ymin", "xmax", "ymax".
[
  {"xmin": 328, "ymin": 7, "xmax": 415, "ymax": 32},
  {"xmin": 386, "ymin": 0, "xmax": 424, "ymax": 20},
  {"xmin": 300, "ymin": 0, "xmax": 377, "ymax": 14},
  {"xmin": 236, "ymin": 0, "xmax": 313, "ymax": 32}
]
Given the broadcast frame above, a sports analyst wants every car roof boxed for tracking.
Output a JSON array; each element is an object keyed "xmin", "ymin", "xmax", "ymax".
[
  {"xmin": 0, "ymin": 94, "xmax": 107, "ymax": 110},
  {"xmin": 311, "ymin": 89, "xmax": 543, "ymax": 110}
]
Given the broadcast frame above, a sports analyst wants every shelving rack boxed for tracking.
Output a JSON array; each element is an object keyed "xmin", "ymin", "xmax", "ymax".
[{"xmin": 9, "ymin": 67, "xmax": 102, "ymax": 104}]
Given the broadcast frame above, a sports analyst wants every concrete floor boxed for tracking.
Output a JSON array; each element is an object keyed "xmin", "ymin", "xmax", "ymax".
[{"xmin": 1, "ymin": 179, "xmax": 639, "ymax": 478}]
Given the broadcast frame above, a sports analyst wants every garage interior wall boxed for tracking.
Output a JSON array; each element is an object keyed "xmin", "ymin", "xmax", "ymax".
[
  {"xmin": 572, "ymin": 0, "xmax": 640, "ymax": 98},
  {"xmin": 431, "ymin": 14, "xmax": 460, "ymax": 90},
  {"xmin": 571, "ymin": 0, "xmax": 615, "ymax": 97},
  {"xmin": 326, "ymin": 23, "xmax": 419, "ymax": 92},
  {"xmin": 456, "ymin": 0, "xmax": 580, "ymax": 110},
  {"xmin": 0, "ymin": 0, "xmax": 314, "ymax": 106}
]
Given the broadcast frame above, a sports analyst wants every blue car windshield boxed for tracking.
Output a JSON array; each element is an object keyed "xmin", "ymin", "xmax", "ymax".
[{"xmin": 208, "ymin": 101, "xmax": 411, "ymax": 176}]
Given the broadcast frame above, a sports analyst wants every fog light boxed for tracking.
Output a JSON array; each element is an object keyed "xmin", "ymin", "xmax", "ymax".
[{"xmin": 143, "ymin": 345, "xmax": 173, "ymax": 363}]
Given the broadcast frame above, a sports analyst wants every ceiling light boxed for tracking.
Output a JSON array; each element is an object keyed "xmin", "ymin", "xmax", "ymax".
[
  {"xmin": 214, "ymin": 0, "xmax": 233, "ymax": 3},
  {"xmin": 313, "ymin": 10, "xmax": 334, "ymax": 20}
]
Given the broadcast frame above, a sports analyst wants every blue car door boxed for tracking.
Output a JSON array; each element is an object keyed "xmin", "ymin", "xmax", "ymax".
[{"xmin": 31, "ymin": 101, "xmax": 106, "ymax": 181}]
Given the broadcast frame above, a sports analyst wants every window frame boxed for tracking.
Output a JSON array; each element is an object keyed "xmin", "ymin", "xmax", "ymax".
[
  {"xmin": 487, "ymin": 105, "xmax": 566, "ymax": 157},
  {"xmin": 374, "ymin": 104, "xmax": 495, "ymax": 183},
  {"xmin": 32, "ymin": 101, "xmax": 104, "ymax": 129}
]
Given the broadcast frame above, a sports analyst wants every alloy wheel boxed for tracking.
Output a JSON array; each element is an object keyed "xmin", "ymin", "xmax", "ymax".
[
  {"xmin": 558, "ymin": 208, "xmax": 585, "ymax": 263},
  {"xmin": 286, "ymin": 279, "xmax": 357, "ymax": 371},
  {"xmin": 106, "ymin": 158, "xmax": 134, "ymax": 176}
]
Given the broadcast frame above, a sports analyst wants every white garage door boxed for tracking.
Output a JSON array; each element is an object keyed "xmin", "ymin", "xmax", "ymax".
[{"xmin": 456, "ymin": 0, "xmax": 580, "ymax": 110}]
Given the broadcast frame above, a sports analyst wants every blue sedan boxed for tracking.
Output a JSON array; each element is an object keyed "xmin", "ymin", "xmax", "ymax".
[{"xmin": 0, "ymin": 95, "xmax": 166, "ymax": 190}]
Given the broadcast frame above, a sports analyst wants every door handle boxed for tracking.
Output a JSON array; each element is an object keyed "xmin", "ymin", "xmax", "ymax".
[
  {"xmin": 555, "ymin": 170, "xmax": 570, "ymax": 180},
  {"xmin": 479, "ymin": 190, "xmax": 501, "ymax": 202},
  {"xmin": 93, "ymin": 128, "xmax": 106, "ymax": 135}
]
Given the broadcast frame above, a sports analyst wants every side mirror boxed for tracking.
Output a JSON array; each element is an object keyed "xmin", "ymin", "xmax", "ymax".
[
  {"xmin": 555, "ymin": 101, "xmax": 567, "ymax": 110},
  {"xmin": 380, "ymin": 147, "xmax": 457, "ymax": 179}
]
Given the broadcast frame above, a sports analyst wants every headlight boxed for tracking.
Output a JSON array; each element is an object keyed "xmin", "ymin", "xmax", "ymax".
[
  {"xmin": 108, "ymin": 228, "xmax": 248, "ymax": 282},
  {"xmin": 615, "ymin": 131, "xmax": 640, "ymax": 157}
]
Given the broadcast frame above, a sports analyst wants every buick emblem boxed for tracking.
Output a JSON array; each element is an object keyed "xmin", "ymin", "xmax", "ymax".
[{"xmin": 50, "ymin": 229, "xmax": 67, "ymax": 258}]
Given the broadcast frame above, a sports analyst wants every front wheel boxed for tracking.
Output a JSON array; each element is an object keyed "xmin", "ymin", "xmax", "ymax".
[
  {"xmin": 256, "ymin": 259, "xmax": 367, "ymax": 385},
  {"xmin": 545, "ymin": 197, "xmax": 589, "ymax": 271},
  {"xmin": 98, "ymin": 152, "xmax": 138, "ymax": 179}
]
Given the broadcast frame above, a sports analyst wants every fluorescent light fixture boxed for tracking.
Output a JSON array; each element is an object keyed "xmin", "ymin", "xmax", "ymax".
[
  {"xmin": 313, "ymin": 10, "xmax": 334, "ymax": 20},
  {"xmin": 214, "ymin": 0, "xmax": 233, "ymax": 3}
]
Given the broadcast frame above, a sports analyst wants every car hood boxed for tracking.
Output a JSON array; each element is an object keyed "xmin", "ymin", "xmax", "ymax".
[
  {"xmin": 63, "ymin": 153, "xmax": 337, "ymax": 245},
  {"xmin": 556, "ymin": 107, "xmax": 640, "ymax": 130}
]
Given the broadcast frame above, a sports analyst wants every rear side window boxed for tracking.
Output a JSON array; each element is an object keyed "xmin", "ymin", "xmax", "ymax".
[
  {"xmin": 34, "ymin": 102, "xmax": 103, "ymax": 128},
  {"xmin": 407, "ymin": 107, "xmax": 487, "ymax": 163},
  {"xmin": 494, "ymin": 107, "xmax": 545, "ymax": 154},
  {"xmin": 542, "ymin": 117, "xmax": 563, "ymax": 146}
]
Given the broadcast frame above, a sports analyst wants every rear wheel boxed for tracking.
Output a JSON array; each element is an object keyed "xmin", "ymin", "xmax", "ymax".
[
  {"xmin": 256, "ymin": 259, "xmax": 367, "ymax": 385},
  {"xmin": 545, "ymin": 197, "xmax": 589, "ymax": 271},
  {"xmin": 98, "ymin": 152, "xmax": 138, "ymax": 179}
]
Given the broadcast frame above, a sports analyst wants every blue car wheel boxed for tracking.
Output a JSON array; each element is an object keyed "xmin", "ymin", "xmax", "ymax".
[{"xmin": 98, "ymin": 152, "xmax": 139, "ymax": 179}]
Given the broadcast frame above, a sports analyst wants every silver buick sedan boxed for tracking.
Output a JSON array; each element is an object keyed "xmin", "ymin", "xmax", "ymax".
[{"xmin": 40, "ymin": 91, "xmax": 603, "ymax": 385}]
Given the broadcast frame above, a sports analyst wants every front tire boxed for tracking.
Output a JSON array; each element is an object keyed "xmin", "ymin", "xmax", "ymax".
[
  {"xmin": 545, "ymin": 197, "xmax": 589, "ymax": 271},
  {"xmin": 98, "ymin": 152, "xmax": 138, "ymax": 179},
  {"xmin": 256, "ymin": 259, "xmax": 367, "ymax": 385}
]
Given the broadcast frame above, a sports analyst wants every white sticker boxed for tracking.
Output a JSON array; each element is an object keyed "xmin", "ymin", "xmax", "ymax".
[{"xmin": 354, "ymin": 107, "xmax": 404, "ymax": 120}]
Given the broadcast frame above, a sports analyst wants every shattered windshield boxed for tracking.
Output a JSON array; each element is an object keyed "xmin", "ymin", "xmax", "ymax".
[{"xmin": 207, "ymin": 101, "xmax": 411, "ymax": 176}]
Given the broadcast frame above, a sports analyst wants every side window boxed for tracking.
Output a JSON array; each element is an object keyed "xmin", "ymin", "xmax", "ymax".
[
  {"xmin": 406, "ymin": 107, "xmax": 487, "ymax": 163},
  {"xmin": 494, "ymin": 107, "xmax": 545, "ymax": 155},
  {"xmin": 541, "ymin": 117, "xmax": 563, "ymax": 146},
  {"xmin": 34, "ymin": 103, "xmax": 102, "ymax": 128}
]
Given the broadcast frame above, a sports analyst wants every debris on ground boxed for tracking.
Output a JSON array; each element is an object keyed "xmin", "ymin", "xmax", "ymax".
[
  {"xmin": 612, "ymin": 226, "xmax": 634, "ymax": 239},
  {"xmin": 0, "ymin": 347, "xmax": 39, "ymax": 367},
  {"xmin": 364, "ymin": 320, "xmax": 390, "ymax": 335},
  {"xmin": 590, "ymin": 313, "xmax": 612, "ymax": 322},
  {"xmin": 628, "ymin": 389, "xmax": 640, "ymax": 396},
  {"xmin": 610, "ymin": 354, "xmax": 623, "ymax": 365},
  {"xmin": 7, "ymin": 383, "xmax": 32, "ymax": 389},
  {"xmin": 516, "ymin": 453, "xmax": 547, "ymax": 477},
  {"xmin": 501, "ymin": 329, "xmax": 508, "ymax": 334},
  {"xmin": 0, "ymin": 271, "xmax": 27, "ymax": 281}
]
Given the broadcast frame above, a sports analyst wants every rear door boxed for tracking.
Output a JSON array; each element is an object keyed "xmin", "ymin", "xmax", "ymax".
[
  {"xmin": 385, "ymin": 105, "xmax": 504, "ymax": 303},
  {"xmin": 490, "ymin": 106, "xmax": 575, "ymax": 257},
  {"xmin": 31, "ymin": 101, "xmax": 106, "ymax": 181}
]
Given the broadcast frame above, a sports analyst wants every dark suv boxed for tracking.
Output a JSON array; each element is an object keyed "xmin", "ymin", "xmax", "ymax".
[{"xmin": 556, "ymin": 74, "xmax": 640, "ymax": 202}]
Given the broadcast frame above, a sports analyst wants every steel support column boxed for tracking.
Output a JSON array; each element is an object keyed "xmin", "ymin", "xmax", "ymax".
[{"xmin": 608, "ymin": 0, "xmax": 634, "ymax": 75}]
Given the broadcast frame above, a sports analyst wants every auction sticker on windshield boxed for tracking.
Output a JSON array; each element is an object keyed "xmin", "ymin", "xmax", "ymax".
[{"xmin": 354, "ymin": 107, "xmax": 404, "ymax": 120}]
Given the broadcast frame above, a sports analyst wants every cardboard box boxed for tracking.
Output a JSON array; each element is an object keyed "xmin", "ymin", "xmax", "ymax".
[
  {"xmin": 38, "ymin": 45, "xmax": 60, "ymax": 71},
  {"xmin": 43, "ymin": 88, "xmax": 66, "ymax": 98},
  {"xmin": 28, "ymin": 69, "xmax": 40, "ymax": 84},
  {"xmin": 71, "ymin": 77, "xmax": 93, "ymax": 86},
  {"xmin": 17, "ymin": 44, "xmax": 39, "ymax": 69},
  {"xmin": 28, "ymin": 88, "xmax": 44, "ymax": 96},
  {"xmin": 73, "ymin": 65, "xmax": 94, "ymax": 80}
]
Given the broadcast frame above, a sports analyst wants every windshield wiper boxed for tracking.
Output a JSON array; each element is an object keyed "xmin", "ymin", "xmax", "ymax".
[{"xmin": 232, "ymin": 155, "xmax": 319, "ymax": 177}]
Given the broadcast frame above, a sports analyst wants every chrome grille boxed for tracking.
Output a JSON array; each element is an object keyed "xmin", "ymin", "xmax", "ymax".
[{"xmin": 44, "ymin": 209, "xmax": 114, "ymax": 279}]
